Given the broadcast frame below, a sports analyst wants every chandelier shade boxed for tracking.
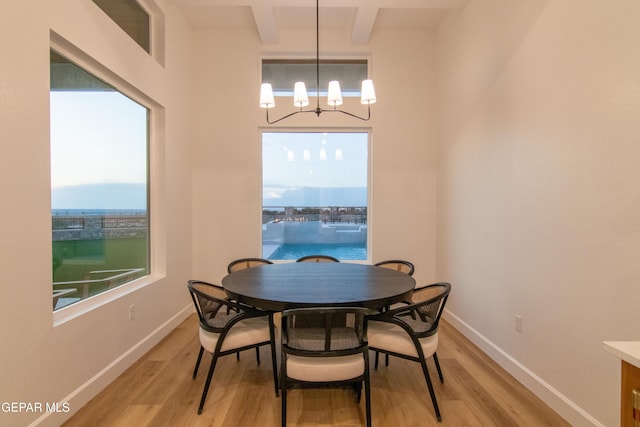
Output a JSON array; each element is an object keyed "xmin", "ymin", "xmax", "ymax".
[
  {"xmin": 327, "ymin": 81, "xmax": 343, "ymax": 107},
  {"xmin": 361, "ymin": 79, "xmax": 376, "ymax": 105},
  {"xmin": 259, "ymin": 83, "xmax": 275, "ymax": 108},
  {"xmin": 259, "ymin": 0, "xmax": 376, "ymax": 124},
  {"xmin": 293, "ymin": 82, "xmax": 310, "ymax": 107}
]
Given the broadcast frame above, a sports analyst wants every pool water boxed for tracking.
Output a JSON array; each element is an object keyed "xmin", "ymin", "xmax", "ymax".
[{"xmin": 266, "ymin": 243, "xmax": 367, "ymax": 261}]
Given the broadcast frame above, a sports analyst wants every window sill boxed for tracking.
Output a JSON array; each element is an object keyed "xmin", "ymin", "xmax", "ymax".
[{"xmin": 53, "ymin": 273, "xmax": 162, "ymax": 327}]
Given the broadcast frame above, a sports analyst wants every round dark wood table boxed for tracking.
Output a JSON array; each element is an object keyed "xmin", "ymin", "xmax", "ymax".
[{"xmin": 221, "ymin": 262, "xmax": 416, "ymax": 311}]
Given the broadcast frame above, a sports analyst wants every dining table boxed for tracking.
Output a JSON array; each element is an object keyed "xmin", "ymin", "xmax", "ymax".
[{"xmin": 221, "ymin": 262, "xmax": 416, "ymax": 312}]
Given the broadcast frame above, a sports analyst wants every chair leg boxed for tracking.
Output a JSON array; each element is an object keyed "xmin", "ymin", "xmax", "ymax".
[
  {"xmin": 268, "ymin": 314, "xmax": 279, "ymax": 396},
  {"xmin": 419, "ymin": 357, "xmax": 441, "ymax": 422},
  {"xmin": 281, "ymin": 355, "xmax": 287, "ymax": 427},
  {"xmin": 374, "ymin": 351, "xmax": 379, "ymax": 369},
  {"xmin": 198, "ymin": 352, "xmax": 220, "ymax": 415},
  {"xmin": 234, "ymin": 307, "xmax": 240, "ymax": 363},
  {"xmin": 385, "ymin": 353, "xmax": 389, "ymax": 367},
  {"xmin": 281, "ymin": 384, "xmax": 287, "ymax": 427},
  {"xmin": 193, "ymin": 346, "xmax": 204, "ymax": 379},
  {"xmin": 364, "ymin": 354, "xmax": 372, "ymax": 427},
  {"xmin": 433, "ymin": 352, "xmax": 444, "ymax": 383},
  {"xmin": 256, "ymin": 347, "xmax": 261, "ymax": 365}
]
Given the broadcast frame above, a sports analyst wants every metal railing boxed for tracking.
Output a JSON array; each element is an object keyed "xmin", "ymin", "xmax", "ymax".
[
  {"xmin": 101, "ymin": 215, "xmax": 147, "ymax": 229},
  {"xmin": 262, "ymin": 206, "xmax": 367, "ymax": 225},
  {"xmin": 52, "ymin": 216, "xmax": 85, "ymax": 230}
]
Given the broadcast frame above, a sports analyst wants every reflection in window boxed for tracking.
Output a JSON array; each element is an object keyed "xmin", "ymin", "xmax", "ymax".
[
  {"xmin": 262, "ymin": 132, "xmax": 368, "ymax": 261},
  {"xmin": 50, "ymin": 50, "xmax": 149, "ymax": 310}
]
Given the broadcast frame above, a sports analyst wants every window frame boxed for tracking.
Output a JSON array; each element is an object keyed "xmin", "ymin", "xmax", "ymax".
[
  {"xmin": 259, "ymin": 128, "xmax": 372, "ymax": 263},
  {"xmin": 51, "ymin": 33, "xmax": 166, "ymax": 325}
]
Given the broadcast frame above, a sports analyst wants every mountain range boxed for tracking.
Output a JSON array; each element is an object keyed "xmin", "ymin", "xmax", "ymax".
[{"xmin": 52, "ymin": 183, "xmax": 146, "ymax": 209}]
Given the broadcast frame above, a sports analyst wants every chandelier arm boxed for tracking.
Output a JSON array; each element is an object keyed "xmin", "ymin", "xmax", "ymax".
[
  {"xmin": 266, "ymin": 105, "xmax": 371, "ymax": 124},
  {"xmin": 320, "ymin": 105, "xmax": 372, "ymax": 121},
  {"xmin": 265, "ymin": 108, "xmax": 318, "ymax": 125}
]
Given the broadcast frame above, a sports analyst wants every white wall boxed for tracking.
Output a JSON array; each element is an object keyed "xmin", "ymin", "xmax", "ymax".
[
  {"xmin": 436, "ymin": 0, "xmax": 640, "ymax": 425},
  {"xmin": 190, "ymin": 26, "xmax": 439, "ymax": 286},
  {"xmin": 0, "ymin": 1, "xmax": 194, "ymax": 425}
]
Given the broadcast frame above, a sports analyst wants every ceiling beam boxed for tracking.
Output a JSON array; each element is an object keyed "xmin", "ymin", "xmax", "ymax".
[
  {"xmin": 251, "ymin": 3, "xmax": 279, "ymax": 44},
  {"xmin": 351, "ymin": 6, "xmax": 378, "ymax": 45}
]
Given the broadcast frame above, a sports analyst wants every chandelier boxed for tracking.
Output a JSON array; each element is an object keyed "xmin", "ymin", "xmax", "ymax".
[{"xmin": 259, "ymin": 0, "xmax": 376, "ymax": 124}]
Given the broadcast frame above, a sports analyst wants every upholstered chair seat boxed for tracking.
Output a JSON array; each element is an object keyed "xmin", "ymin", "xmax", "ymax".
[
  {"xmin": 198, "ymin": 317, "xmax": 273, "ymax": 354},
  {"xmin": 367, "ymin": 322, "xmax": 438, "ymax": 359}
]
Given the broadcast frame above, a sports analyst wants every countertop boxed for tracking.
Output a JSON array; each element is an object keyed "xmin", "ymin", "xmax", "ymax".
[{"xmin": 603, "ymin": 341, "xmax": 640, "ymax": 368}]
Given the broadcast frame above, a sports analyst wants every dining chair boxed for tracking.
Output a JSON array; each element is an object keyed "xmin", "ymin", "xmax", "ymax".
[
  {"xmin": 296, "ymin": 254, "xmax": 340, "ymax": 262},
  {"xmin": 227, "ymin": 257, "xmax": 273, "ymax": 273},
  {"xmin": 187, "ymin": 280, "xmax": 279, "ymax": 414},
  {"xmin": 374, "ymin": 259, "xmax": 415, "ymax": 276},
  {"xmin": 226, "ymin": 257, "xmax": 275, "ymax": 361},
  {"xmin": 366, "ymin": 282, "xmax": 451, "ymax": 422},
  {"xmin": 280, "ymin": 307, "xmax": 372, "ymax": 427},
  {"xmin": 373, "ymin": 259, "xmax": 415, "ymax": 366}
]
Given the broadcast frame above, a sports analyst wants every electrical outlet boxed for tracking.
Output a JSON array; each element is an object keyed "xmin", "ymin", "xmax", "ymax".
[
  {"xmin": 514, "ymin": 314, "xmax": 523, "ymax": 333},
  {"xmin": 129, "ymin": 304, "xmax": 135, "ymax": 321}
]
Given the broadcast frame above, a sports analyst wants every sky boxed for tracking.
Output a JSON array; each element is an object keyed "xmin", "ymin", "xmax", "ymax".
[
  {"xmin": 50, "ymin": 91, "xmax": 147, "ymax": 189},
  {"xmin": 50, "ymin": 91, "xmax": 148, "ymax": 209},
  {"xmin": 262, "ymin": 131, "xmax": 368, "ymax": 203}
]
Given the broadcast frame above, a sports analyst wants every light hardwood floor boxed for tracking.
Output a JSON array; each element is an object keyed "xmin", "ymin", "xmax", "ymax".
[{"xmin": 63, "ymin": 314, "xmax": 571, "ymax": 427}]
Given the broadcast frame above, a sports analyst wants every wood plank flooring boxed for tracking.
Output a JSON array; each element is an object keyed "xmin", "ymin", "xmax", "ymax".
[{"xmin": 63, "ymin": 314, "xmax": 571, "ymax": 427}]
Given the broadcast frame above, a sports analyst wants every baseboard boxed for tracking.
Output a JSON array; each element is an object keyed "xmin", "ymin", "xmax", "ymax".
[
  {"xmin": 443, "ymin": 310, "xmax": 604, "ymax": 427},
  {"xmin": 30, "ymin": 304, "xmax": 194, "ymax": 427}
]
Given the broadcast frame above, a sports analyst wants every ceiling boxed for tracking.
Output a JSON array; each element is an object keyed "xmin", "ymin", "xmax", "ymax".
[{"xmin": 170, "ymin": 0, "xmax": 467, "ymax": 45}]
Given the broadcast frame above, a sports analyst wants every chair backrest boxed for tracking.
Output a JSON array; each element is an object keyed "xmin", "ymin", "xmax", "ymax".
[
  {"xmin": 369, "ymin": 282, "xmax": 450, "ymax": 338},
  {"xmin": 281, "ymin": 307, "xmax": 370, "ymax": 356},
  {"xmin": 187, "ymin": 280, "xmax": 263, "ymax": 333},
  {"xmin": 374, "ymin": 259, "xmax": 415, "ymax": 276},
  {"xmin": 296, "ymin": 255, "xmax": 340, "ymax": 263},
  {"xmin": 227, "ymin": 257, "xmax": 273, "ymax": 273}
]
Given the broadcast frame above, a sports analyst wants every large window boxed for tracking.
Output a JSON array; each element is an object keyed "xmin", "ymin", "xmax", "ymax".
[
  {"xmin": 262, "ymin": 132, "xmax": 368, "ymax": 261},
  {"xmin": 50, "ymin": 50, "xmax": 149, "ymax": 310}
]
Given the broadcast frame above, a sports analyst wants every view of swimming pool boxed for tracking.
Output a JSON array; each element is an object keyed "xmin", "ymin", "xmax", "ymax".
[{"xmin": 266, "ymin": 243, "xmax": 367, "ymax": 261}]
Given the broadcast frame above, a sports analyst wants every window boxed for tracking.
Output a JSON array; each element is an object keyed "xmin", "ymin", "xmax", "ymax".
[
  {"xmin": 262, "ymin": 132, "xmax": 368, "ymax": 261},
  {"xmin": 50, "ymin": 50, "xmax": 149, "ymax": 310},
  {"xmin": 92, "ymin": 0, "xmax": 150, "ymax": 53},
  {"xmin": 262, "ymin": 59, "xmax": 369, "ymax": 97}
]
